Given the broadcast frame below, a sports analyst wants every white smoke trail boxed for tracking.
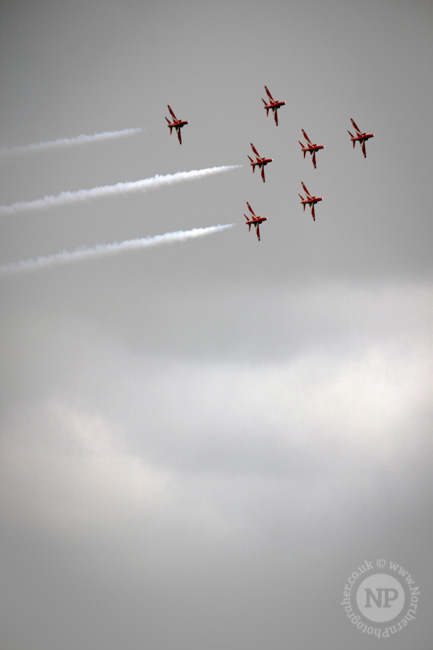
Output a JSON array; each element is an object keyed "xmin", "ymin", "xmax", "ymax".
[
  {"xmin": 0, "ymin": 128, "xmax": 142, "ymax": 157},
  {"xmin": 0, "ymin": 165, "xmax": 241, "ymax": 216},
  {"xmin": 0, "ymin": 224, "xmax": 235, "ymax": 277}
]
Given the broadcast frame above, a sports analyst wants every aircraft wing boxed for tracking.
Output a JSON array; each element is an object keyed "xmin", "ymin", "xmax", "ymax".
[
  {"xmin": 302, "ymin": 129, "xmax": 313, "ymax": 145},
  {"xmin": 361, "ymin": 140, "xmax": 367, "ymax": 157},
  {"xmin": 177, "ymin": 128, "xmax": 182, "ymax": 145},
  {"xmin": 168, "ymin": 105, "xmax": 178, "ymax": 120},
  {"xmin": 256, "ymin": 224, "xmax": 261, "ymax": 241},
  {"xmin": 301, "ymin": 182, "xmax": 312, "ymax": 198},
  {"xmin": 250, "ymin": 142, "xmax": 260, "ymax": 158},
  {"xmin": 273, "ymin": 108, "xmax": 279, "ymax": 126},
  {"xmin": 350, "ymin": 118, "xmax": 362, "ymax": 135},
  {"xmin": 260, "ymin": 166, "xmax": 266, "ymax": 182},
  {"xmin": 264, "ymin": 85, "xmax": 274, "ymax": 101},
  {"xmin": 246, "ymin": 201, "xmax": 256, "ymax": 216},
  {"xmin": 311, "ymin": 204, "xmax": 316, "ymax": 221},
  {"xmin": 312, "ymin": 151, "xmax": 317, "ymax": 168}
]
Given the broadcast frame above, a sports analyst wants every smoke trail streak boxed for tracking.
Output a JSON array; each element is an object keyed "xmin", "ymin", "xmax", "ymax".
[
  {"xmin": 0, "ymin": 225, "xmax": 235, "ymax": 277},
  {"xmin": 0, "ymin": 165, "xmax": 241, "ymax": 216},
  {"xmin": 0, "ymin": 128, "xmax": 142, "ymax": 157}
]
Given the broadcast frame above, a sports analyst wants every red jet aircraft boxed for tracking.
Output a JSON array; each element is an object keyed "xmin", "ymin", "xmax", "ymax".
[
  {"xmin": 347, "ymin": 118, "xmax": 374, "ymax": 158},
  {"xmin": 165, "ymin": 105, "xmax": 189, "ymax": 144},
  {"xmin": 298, "ymin": 182, "xmax": 323, "ymax": 221},
  {"xmin": 248, "ymin": 143, "xmax": 273, "ymax": 182},
  {"xmin": 244, "ymin": 202, "xmax": 267, "ymax": 241},
  {"xmin": 298, "ymin": 130, "xmax": 325, "ymax": 169},
  {"xmin": 261, "ymin": 86, "xmax": 286, "ymax": 126}
]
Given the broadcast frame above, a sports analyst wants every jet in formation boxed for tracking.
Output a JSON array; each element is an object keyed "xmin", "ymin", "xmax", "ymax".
[
  {"xmin": 298, "ymin": 130, "xmax": 325, "ymax": 169},
  {"xmin": 165, "ymin": 105, "xmax": 189, "ymax": 144},
  {"xmin": 244, "ymin": 202, "xmax": 267, "ymax": 241},
  {"xmin": 248, "ymin": 142, "xmax": 273, "ymax": 182},
  {"xmin": 298, "ymin": 182, "xmax": 323, "ymax": 221},
  {"xmin": 261, "ymin": 86, "xmax": 286, "ymax": 126},
  {"xmin": 347, "ymin": 118, "xmax": 374, "ymax": 158}
]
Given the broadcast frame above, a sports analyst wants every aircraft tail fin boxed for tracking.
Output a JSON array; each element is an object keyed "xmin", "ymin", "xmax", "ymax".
[
  {"xmin": 248, "ymin": 155, "xmax": 254, "ymax": 169},
  {"xmin": 298, "ymin": 141, "xmax": 306, "ymax": 158},
  {"xmin": 347, "ymin": 130, "xmax": 355, "ymax": 147}
]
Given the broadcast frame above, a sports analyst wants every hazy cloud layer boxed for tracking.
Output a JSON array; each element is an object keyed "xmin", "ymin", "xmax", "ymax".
[
  {"xmin": 1, "ymin": 0, "xmax": 432, "ymax": 648},
  {"xmin": 1, "ymin": 280, "xmax": 431, "ymax": 649}
]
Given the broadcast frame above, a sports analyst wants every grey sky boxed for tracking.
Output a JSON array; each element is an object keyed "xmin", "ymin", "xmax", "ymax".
[{"xmin": 1, "ymin": 0, "xmax": 432, "ymax": 648}]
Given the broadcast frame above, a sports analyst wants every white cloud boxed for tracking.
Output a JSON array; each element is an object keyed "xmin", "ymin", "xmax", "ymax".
[
  {"xmin": 0, "ymin": 402, "xmax": 171, "ymax": 536},
  {"xmin": 3, "ymin": 280, "xmax": 431, "ymax": 542}
]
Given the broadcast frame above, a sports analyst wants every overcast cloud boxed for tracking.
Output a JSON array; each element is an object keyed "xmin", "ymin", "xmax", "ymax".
[{"xmin": 1, "ymin": 0, "xmax": 432, "ymax": 649}]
